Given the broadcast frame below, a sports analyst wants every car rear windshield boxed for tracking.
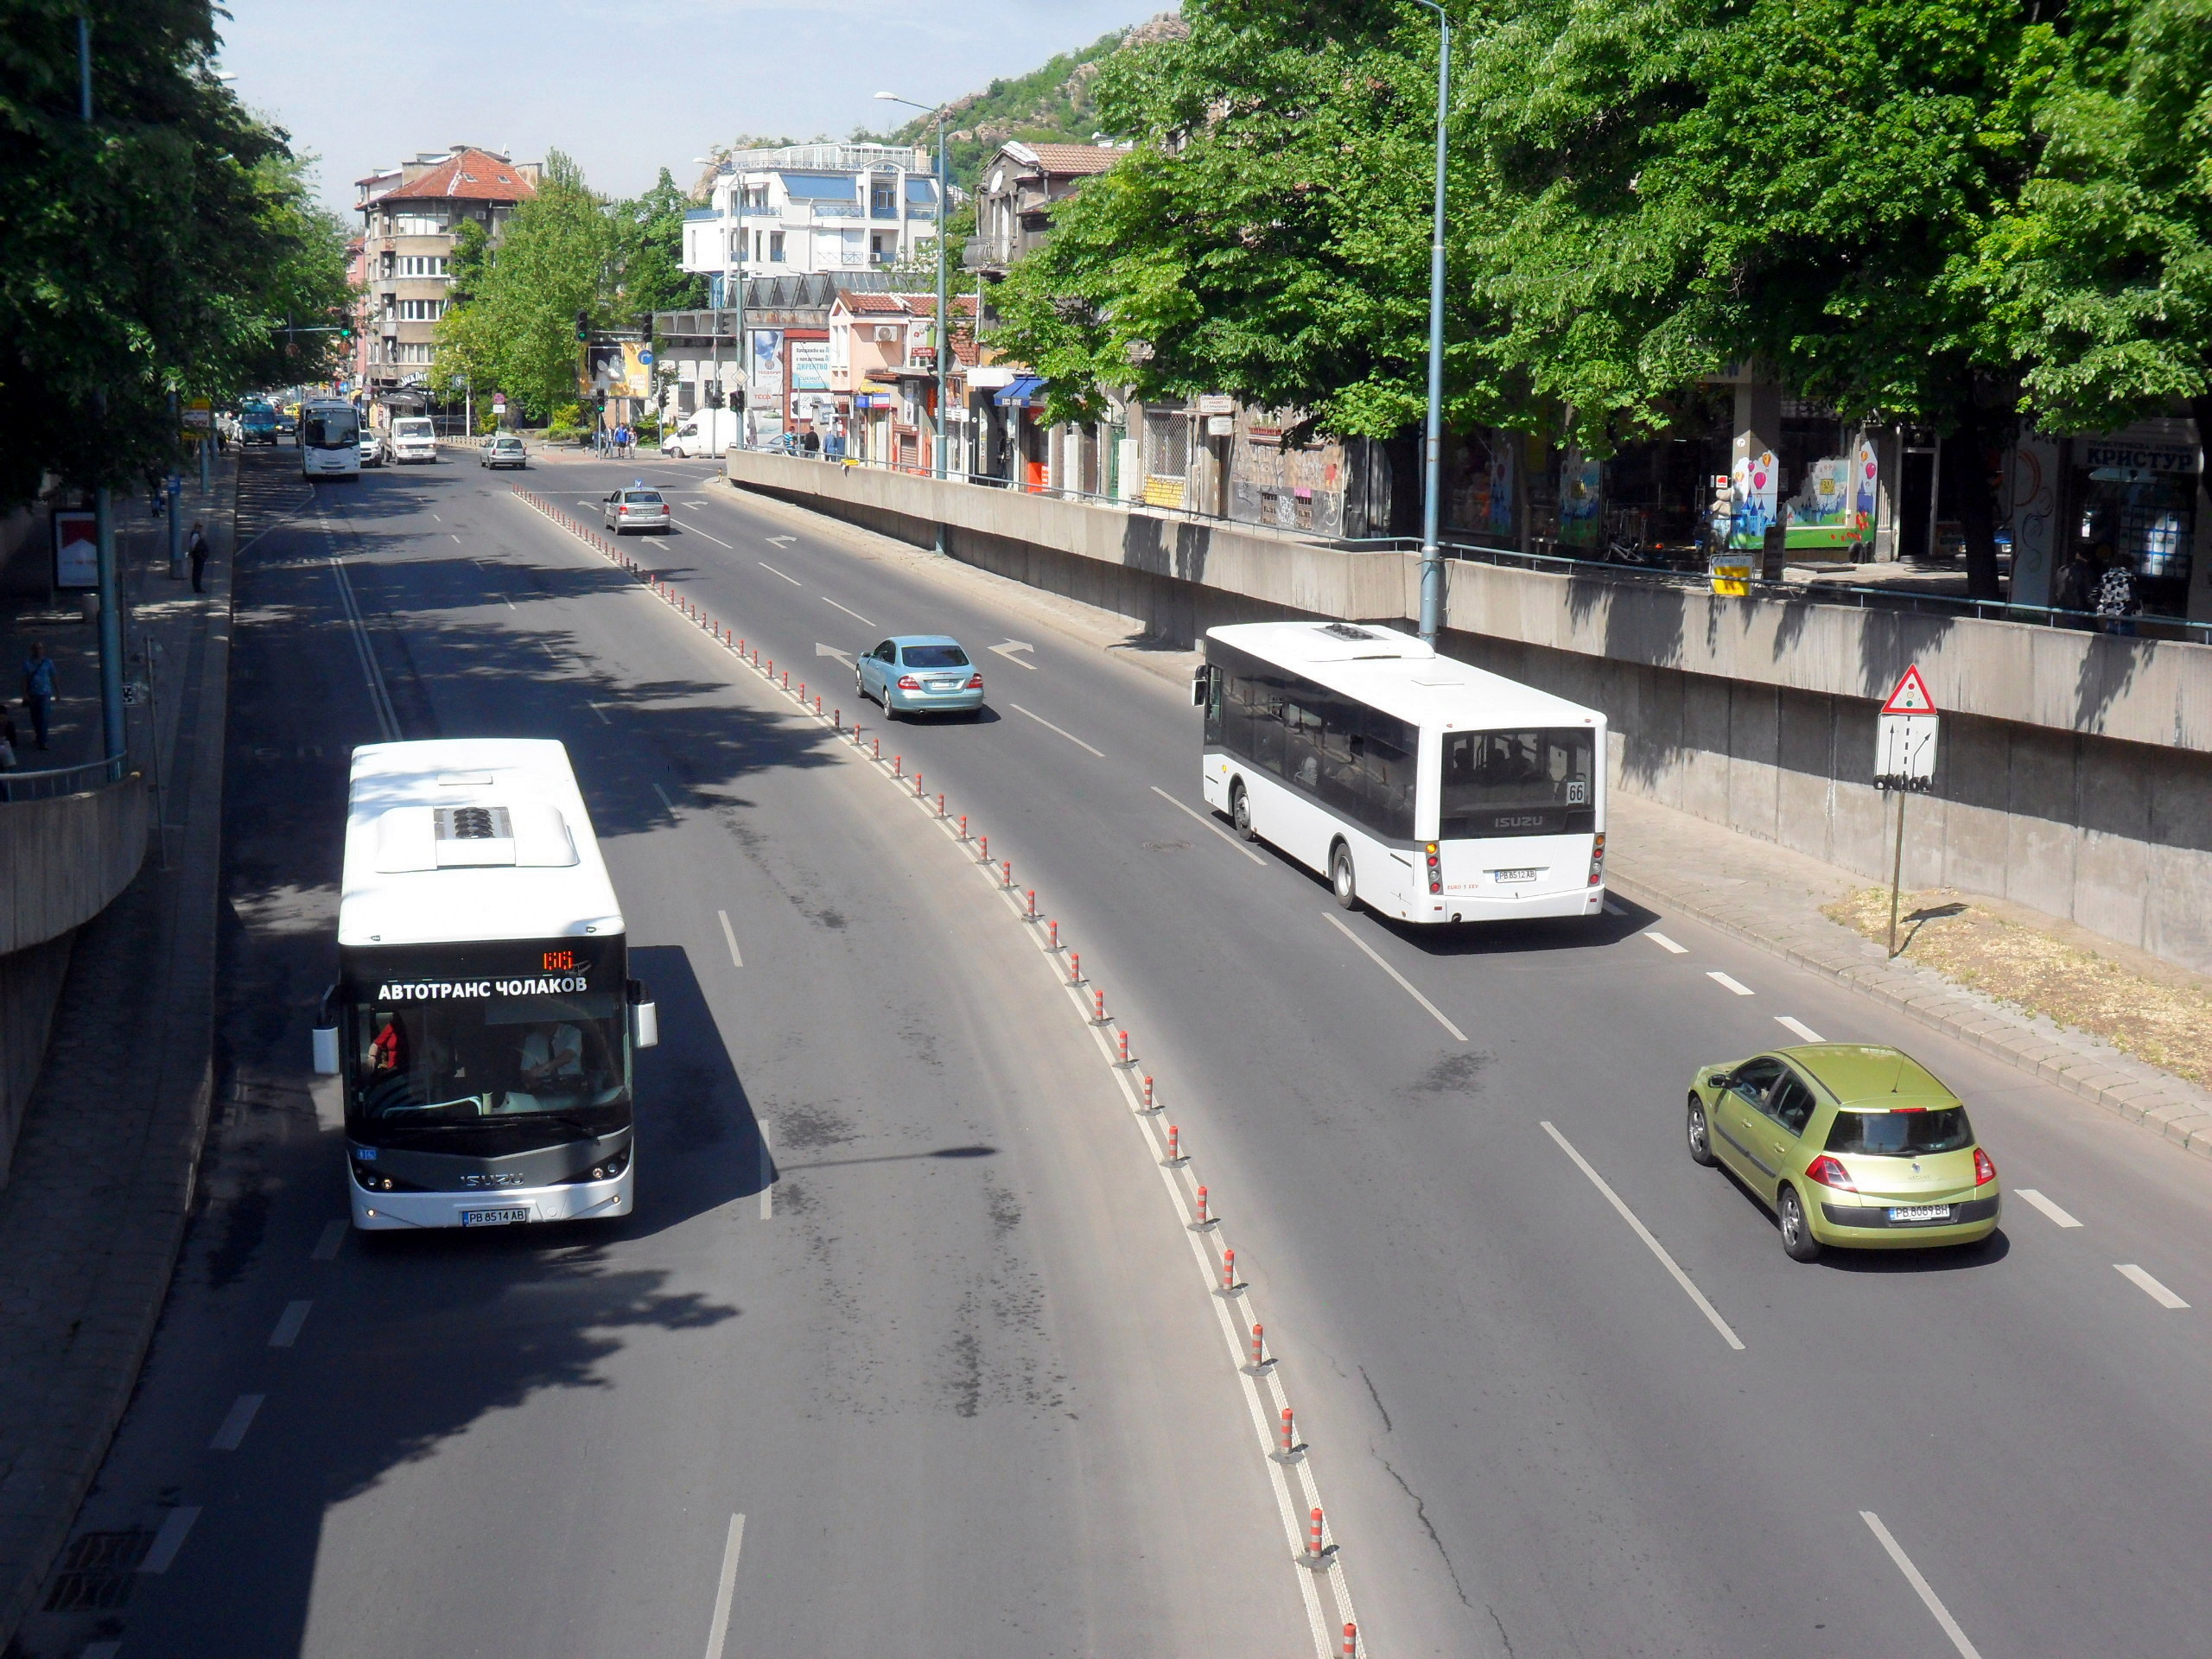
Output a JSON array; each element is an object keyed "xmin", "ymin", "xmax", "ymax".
[
  {"xmin": 1826, "ymin": 1106, "xmax": 1975, "ymax": 1156},
  {"xmin": 622, "ymin": 491, "xmax": 664, "ymax": 505},
  {"xmin": 902, "ymin": 645, "xmax": 969, "ymax": 668}
]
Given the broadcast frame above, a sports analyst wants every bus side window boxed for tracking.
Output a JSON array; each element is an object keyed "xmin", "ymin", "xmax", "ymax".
[{"xmin": 1202, "ymin": 665, "xmax": 1225, "ymax": 745}]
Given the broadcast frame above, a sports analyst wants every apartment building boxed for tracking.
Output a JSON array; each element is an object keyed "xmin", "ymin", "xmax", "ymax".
[
  {"xmin": 682, "ymin": 143, "xmax": 944, "ymax": 296},
  {"xmin": 966, "ymin": 140, "xmax": 1127, "ymax": 275},
  {"xmin": 355, "ymin": 147, "xmax": 541, "ymax": 397}
]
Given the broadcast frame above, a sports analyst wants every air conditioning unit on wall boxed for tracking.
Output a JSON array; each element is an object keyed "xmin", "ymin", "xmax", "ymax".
[{"xmin": 873, "ymin": 326, "xmax": 900, "ymax": 342}]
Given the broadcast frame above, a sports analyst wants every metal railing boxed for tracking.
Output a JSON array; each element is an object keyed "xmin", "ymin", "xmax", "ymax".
[{"xmin": 0, "ymin": 752, "xmax": 127, "ymax": 803}]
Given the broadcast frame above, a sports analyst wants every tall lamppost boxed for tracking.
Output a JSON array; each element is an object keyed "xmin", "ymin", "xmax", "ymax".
[
  {"xmin": 693, "ymin": 156, "xmax": 745, "ymax": 445},
  {"xmin": 1410, "ymin": 0, "xmax": 1452, "ymax": 642},
  {"xmin": 875, "ymin": 92, "xmax": 950, "ymax": 484}
]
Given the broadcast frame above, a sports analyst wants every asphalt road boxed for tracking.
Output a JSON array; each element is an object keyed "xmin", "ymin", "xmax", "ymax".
[{"xmin": 32, "ymin": 446, "xmax": 2212, "ymax": 1658}]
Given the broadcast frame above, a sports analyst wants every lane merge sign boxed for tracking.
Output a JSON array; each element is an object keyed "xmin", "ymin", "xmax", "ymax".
[{"xmin": 1875, "ymin": 664, "xmax": 1938, "ymax": 791}]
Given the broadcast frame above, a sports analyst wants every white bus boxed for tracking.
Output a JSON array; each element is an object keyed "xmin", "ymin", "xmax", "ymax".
[
  {"xmin": 1196, "ymin": 621, "xmax": 1608, "ymax": 925},
  {"xmin": 313, "ymin": 739, "xmax": 658, "ymax": 1230},
  {"xmin": 300, "ymin": 397, "xmax": 362, "ymax": 480}
]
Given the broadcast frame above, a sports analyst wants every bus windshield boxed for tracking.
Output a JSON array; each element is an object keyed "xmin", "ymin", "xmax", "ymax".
[
  {"xmin": 303, "ymin": 408, "xmax": 359, "ymax": 449},
  {"xmin": 352, "ymin": 991, "xmax": 628, "ymax": 1129},
  {"xmin": 1440, "ymin": 728, "xmax": 1597, "ymax": 839}
]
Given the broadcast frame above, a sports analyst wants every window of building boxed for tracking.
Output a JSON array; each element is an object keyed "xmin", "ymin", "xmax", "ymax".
[
  {"xmin": 397, "ymin": 299, "xmax": 446, "ymax": 321},
  {"xmin": 870, "ymin": 232, "xmax": 890, "ymax": 264},
  {"xmin": 769, "ymin": 231, "xmax": 785, "ymax": 263},
  {"xmin": 397, "ymin": 255, "xmax": 448, "ymax": 277},
  {"xmin": 391, "ymin": 212, "xmax": 448, "ymax": 237},
  {"xmin": 870, "ymin": 180, "xmax": 899, "ymax": 219}
]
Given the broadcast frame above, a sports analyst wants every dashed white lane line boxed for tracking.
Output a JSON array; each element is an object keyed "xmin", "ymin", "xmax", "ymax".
[
  {"xmin": 1541, "ymin": 1121, "xmax": 1745, "ymax": 1351},
  {"xmin": 2116, "ymin": 1263, "xmax": 2189, "ymax": 1308},
  {"xmin": 718, "ymin": 908, "xmax": 744, "ymax": 968},
  {"xmin": 685, "ymin": 524, "xmax": 735, "ymax": 550},
  {"xmin": 652, "ymin": 781, "xmax": 678, "ymax": 813},
  {"xmin": 1645, "ymin": 931, "xmax": 1688, "ymax": 954},
  {"xmin": 1324, "ymin": 912, "xmax": 1467, "ymax": 1042},
  {"xmin": 311, "ymin": 1219, "xmax": 346, "ymax": 1262},
  {"xmin": 267, "ymin": 1300, "xmax": 313, "ymax": 1349},
  {"xmin": 822, "ymin": 595, "xmax": 874, "ymax": 626},
  {"xmin": 450, "ymin": 532, "xmax": 462, "ymax": 543},
  {"xmin": 137, "ymin": 1506, "xmax": 201, "ymax": 1575},
  {"xmin": 2014, "ymin": 1188, "xmax": 2082, "ymax": 1228},
  {"xmin": 1708, "ymin": 970, "xmax": 1755, "ymax": 996},
  {"xmin": 758, "ymin": 560, "xmax": 802, "ymax": 585},
  {"xmin": 1149, "ymin": 785, "xmax": 1265, "ymax": 866},
  {"xmin": 1009, "ymin": 702, "xmax": 1104, "ymax": 757},
  {"xmin": 1859, "ymin": 1510, "xmax": 1986, "ymax": 1659},
  {"xmin": 758, "ymin": 1122, "xmax": 773, "ymax": 1222},
  {"xmin": 499, "ymin": 592, "xmax": 516, "ymax": 609},
  {"xmin": 209, "ymin": 1393, "xmax": 265, "ymax": 1451},
  {"xmin": 588, "ymin": 700, "xmax": 612, "ymax": 724},
  {"xmin": 702, "ymin": 1512, "xmax": 746, "ymax": 1659},
  {"xmin": 1776, "ymin": 1016, "xmax": 1824, "ymax": 1042}
]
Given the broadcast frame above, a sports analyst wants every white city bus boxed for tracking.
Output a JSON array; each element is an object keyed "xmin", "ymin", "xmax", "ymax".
[
  {"xmin": 314, "ymin": 739, "xmax": 658, "ymax": 1230},
  {"xmin": 1196, "ymin": 621, "xmax": 1608, "ymax": 925},
  {"xmin": 300, "ymin": 397, "xmax": 362, "ymax": 480}
]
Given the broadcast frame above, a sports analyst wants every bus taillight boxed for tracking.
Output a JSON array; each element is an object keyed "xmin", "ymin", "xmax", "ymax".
[
  {"xmin": 1426, "ymin": 842, "xmax": 1441, "ymax": 895},
  {"xmin": 1588, "ymin": 831, "xmax": 1605, "ymax": 886}
]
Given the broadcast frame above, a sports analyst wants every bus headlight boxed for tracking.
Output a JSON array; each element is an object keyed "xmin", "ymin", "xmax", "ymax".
[
  {"xmin": 1425, "ymin": 842, "xmax": 1441, "ymax": 895},
  {"xmin": 569, "ymin": 1147, "xmax": 632, "ymax": 1184},
  {"xmin": 1588, "ymin": 832, "xmax": 1605, "ymax": 887}
]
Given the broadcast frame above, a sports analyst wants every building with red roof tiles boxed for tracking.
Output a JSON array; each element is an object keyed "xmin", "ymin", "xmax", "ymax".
[{"xmin": 969, "ymin": 138, "xmax": 1129, "ymax": 274}]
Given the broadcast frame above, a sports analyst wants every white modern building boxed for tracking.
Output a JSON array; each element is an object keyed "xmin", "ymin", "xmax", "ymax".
[{"xmin": 682, "ymin": 143, "xmax": 944, "ymax": 299}]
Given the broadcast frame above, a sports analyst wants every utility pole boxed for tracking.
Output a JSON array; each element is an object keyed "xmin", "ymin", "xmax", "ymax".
[{"xmin": 1412, "ymin": 0, "xmax": 1452, "ymax": 643}]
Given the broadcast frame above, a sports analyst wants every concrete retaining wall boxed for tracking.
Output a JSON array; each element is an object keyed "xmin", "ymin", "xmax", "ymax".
[{"xmin": 727, "ymin": 454, "xmax": 2212, "ymax": 971}]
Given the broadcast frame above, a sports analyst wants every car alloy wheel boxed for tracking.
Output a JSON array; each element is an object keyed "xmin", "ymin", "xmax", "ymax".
[
  {"xmin": 1332, "ymin": 843, "xmax": 1357, "ymax": 910},
  {"xmin": 1687, "ymin": 1096, "xmax": 1715, "ymax": 1166},
  {"xmin": 1778, "ymin": 1185, "xmax": 1821, "ymax": 1262}
]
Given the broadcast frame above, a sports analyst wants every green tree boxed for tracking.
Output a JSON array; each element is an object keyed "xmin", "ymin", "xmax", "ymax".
[{"xmin": 614, "ymin": 167, "xmax": 705, "ymax": 317}]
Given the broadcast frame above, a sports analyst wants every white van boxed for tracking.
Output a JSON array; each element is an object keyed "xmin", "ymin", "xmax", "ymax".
[
  {"xmin": 390, "ymin": 417, "xmax": 438, "ymax": 463},
  {"xmin": 660, "ymin": 408, "xmax": 739, "ymax": 460}
]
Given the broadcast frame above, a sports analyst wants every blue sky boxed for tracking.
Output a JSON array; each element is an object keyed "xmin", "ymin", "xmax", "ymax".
[{"xmin": 216, "ymin": 0, "xmax": 1166, "ymax": 215}]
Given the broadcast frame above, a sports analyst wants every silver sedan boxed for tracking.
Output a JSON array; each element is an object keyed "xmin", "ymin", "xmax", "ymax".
[{"xmin": 601, "ymin": 486, "xmax": 669, "ymax": 534}]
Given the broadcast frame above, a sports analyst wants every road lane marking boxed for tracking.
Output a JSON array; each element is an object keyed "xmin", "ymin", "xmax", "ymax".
[
  {"xmin": 758, "ymin": 560, "xmax": 801, "ymax": 585},
  {"xmin": 1324, "ymin": 913, "xmax": 1466, "ymax": 1041},
  {"xmin": 1860, "ymin": 1511, "xmax": 1985, "ymax": 1659},
  {"xmin": 588, "ymin": 701, "xmax": 612, "ymax": 724},
  {"xmin": 325, "ymin": 537, "xmax": 400, "ymax": 741},
  {"xmin": 137, "ymin": 1507, "xmax": 201, "ymax": 1574},
  {"xmin": 1149, "ymin": 785, "xmax": 1265, "ymax": 865},
  {"xmin": 429, "ymin": 512, "xmax": 442, "ymax": 522},
  {"xmin": 989, "ymin": 639, "xmax": 1039, "ymax": 670},
  {"xmin": 703, "ymin": 1512, "xmax": 746, "ymax": 1659},
  {"xmin": 1541, "ymin": 1121, "xmax": 1745, "ymax": 1350},
  {"xmin": 652, "ymin": 782, "xmax": 678, "ymax": 813},
  {"xmin": 1708, "ymin": 970, "xmax": 1755, "ymax": 995},
  {"xmin": 450, "ymin": 532, "xmax": 461, "ymax": 543},
  {"xmin": 2116, "ymin": 1263, "xmax": 2189, "ymax": 1307},
  {"xmin": 1009, "ymin": 703, "xmax": 1103, "ymax": 757},
  {"xmin": 718, "ymin": 909, "xmax": 744, "ymax": 967},
  {"xmin": 499, "ymin": 592, "xmax": 516, "ymax": 609},
  {"xmin": 766, "ymin": 535, "xmax": 795, "ymax": 547},
  {"xmin": 2015, "ymin": 1188, "xmax": 2082, "ymax": 1228},
  {"xmin": 267, "ymin": 1300, "xmax": 313, "ymax": 1349},
  {"xmin": 1776, "ymin": 1016, "xmax": 1824, "ymax": 1042},
  {"xmin": 1644, "ymin": 931, "xmax": 1688, "ymax": 954},
  {"xmin": 209, "ymin": 1393, "xmax": 265, "ymax": 1451},
  {"xmin": 684, "ymin": 523, "xmax": 734, "ymax": 549},
  {"xmin": 759, "ymin": 1122, "xmax": 773, "ymax": 1221},
  {"xmin": 311, "ymin": 1220, "xmax": 346, "ymax": 1261},
  {"xmin": 815, "ymin": 642, "xmax": 855, "ymax": 668},
  {"xmin": 823, "ymin": 596, "xmax": 874, "ymax": 626}
]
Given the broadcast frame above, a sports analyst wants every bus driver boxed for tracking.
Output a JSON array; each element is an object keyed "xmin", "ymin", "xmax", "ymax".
[{"xmin": 519, "ymin": 1021, "xmax": 585, "ymax": 1090}]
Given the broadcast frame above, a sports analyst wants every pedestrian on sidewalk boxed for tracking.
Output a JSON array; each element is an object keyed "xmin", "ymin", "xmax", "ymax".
[
  {"xmin": 188, "ymin": 520, "xmax": 211, "ymax": 593},
  {"xmin": 21, "ymin": 642, "xmax": 55, "ymax": 750},
  {"xmin": 2052, "ymin": 543, "xmax": 2097, "ymax": 623},
  {"xmin": 2095, "ymin": 548, "xmax": 2141, "ymax": 637}
]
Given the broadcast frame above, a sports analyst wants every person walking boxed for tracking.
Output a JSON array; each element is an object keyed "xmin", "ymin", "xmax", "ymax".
[
  {"xmin": 2095, "ymin": 548, "xmax": 2141, "ymax": 636},
  {"xmin": 188, "ymin": 519, "xmax": 211, "ymax": 593},
  {"xmin": 21, "ymin": 642, "xmax": 55, "ymax": 751},
  {"xmin": 2052, "ymin": 543, "xmax": 2097, "ymax": 621}
]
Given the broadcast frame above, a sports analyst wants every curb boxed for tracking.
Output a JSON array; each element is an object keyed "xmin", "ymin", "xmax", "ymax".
[{"xmin": 1606, "ymin": 867, "xmax": 2212, "ymax": 1161}]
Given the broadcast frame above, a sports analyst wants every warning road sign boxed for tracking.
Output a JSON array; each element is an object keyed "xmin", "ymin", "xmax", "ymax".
[{"xmin": 1880, "ymin": 664, "xmax": 1936, "ymax": 715}]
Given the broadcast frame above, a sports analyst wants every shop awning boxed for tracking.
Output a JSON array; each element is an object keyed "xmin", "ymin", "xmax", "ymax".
[{"xmin": 994, "ymin": 374, "xmax": 1046, "ymax": 406}]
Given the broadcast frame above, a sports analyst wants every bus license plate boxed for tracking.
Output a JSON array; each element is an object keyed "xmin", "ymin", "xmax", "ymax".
[
  {"xmin": 461, "ymin": 1206, "xmax": 531, "ymax": 1227},
  {"xmin": 1492, "ymin": 868, "xmax": 1538, "ymax": 884},
  {"xmin": 1887, "ymin": 1204, "xmax": 1952, "ymax": 1224}
]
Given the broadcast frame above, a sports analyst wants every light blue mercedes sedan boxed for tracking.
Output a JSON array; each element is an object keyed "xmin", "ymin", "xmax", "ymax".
[{"xmin": 855, "ymin": 635, "xmax": 985, "ymax": 720}]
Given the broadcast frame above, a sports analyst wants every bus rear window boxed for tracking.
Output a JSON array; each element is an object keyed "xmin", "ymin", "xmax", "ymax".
[{"xmin": 1440, "ymin": 728, "xmax": 1595, "ymax": 839}]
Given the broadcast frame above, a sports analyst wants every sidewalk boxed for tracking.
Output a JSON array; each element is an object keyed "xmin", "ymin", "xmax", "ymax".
[
  {"xmin": 1605, "ymin": 791, "xmax": 2212, "ymax": 1158},
  {"xmin": 0, "ymin": 456, "xmax": 237, "ymax": 1645}
]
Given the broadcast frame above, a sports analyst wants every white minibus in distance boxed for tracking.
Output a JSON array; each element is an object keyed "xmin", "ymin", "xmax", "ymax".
[
  {"xmin": 1195, "ymin": 621, "xmax": 1607, "ymax": 924},
  {"xmin": 314, "ymin": 739, "xmax": 658, "ymax": 1230},
  {"xmin": 300, "ymin": 397, "xmax": 361, "ymax": 480}
]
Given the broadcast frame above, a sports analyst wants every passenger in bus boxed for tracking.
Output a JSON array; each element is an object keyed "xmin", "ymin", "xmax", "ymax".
[
  {"xmin": 371, "ymin": 1015, "xmax": 405, "ymax": 1073},
  {"xmin": 519, "ymin": 1021, "xmax": 585, "ymax": 1088}
]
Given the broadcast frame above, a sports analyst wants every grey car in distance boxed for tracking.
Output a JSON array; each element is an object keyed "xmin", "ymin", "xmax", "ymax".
[
  {"xmin": 601, "ymin": 485, "xmax": 669, "ymax": 534},
  {"xmin": 480, "ymin": 435, "xmax": 527, "ymax": 469},
  {"xmin": 855, "ymin": 636, "xmax": 984, "ymax": 719}
]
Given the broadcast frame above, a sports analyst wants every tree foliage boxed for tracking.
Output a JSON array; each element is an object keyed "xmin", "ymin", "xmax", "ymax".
[{"xmin": 0, "ymin": 0, "xmax": 353, "ymax": 504}]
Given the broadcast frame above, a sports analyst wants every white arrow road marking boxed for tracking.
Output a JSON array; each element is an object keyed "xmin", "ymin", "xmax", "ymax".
[
  {"xmin": 814, "ymin": 643, "xmax": 855, "ymax": 667},
  {"xmin": 766, "ymin": 534, "xmax": 796, "ymax": 547},
  {"xmin": 989, "ymin": 639, "xmax": 1039, "ymax": 670}
]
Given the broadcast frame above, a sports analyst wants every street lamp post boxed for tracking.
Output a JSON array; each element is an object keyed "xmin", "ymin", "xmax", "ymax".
[
  {"xmin": 876, "ymin": 93, "xmax": 950, "ymax": 491},
  {"xmin": 1410, "ymin": 0, "xmax": 1452, "ymax": 642},
  {"xmin": 694, "ymin": 156, "xmax": 745, "ymax": 448}
]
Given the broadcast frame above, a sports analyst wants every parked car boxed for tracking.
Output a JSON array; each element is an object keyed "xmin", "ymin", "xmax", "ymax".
[
  {"xmin": 358, "ymin": 429, "xmax": 386, "ymax": 467},
  {"xmin": 601, "ymin": 486, "xmax": 669, "ymax": 534},
  {"xmin": 390, "ymin": 417, "xmax": 437, "ymax": 463},
  {"xmin": 854, "ymin": 636, "xmax": 986, "ymax": 720},
  {"xmin": 1685, "ymin": 1044, "xmax": 1999, "ymax": 1262},
  {"xmin": 480, "ymin": 435, "xmax": 528, "ymax": 470}
]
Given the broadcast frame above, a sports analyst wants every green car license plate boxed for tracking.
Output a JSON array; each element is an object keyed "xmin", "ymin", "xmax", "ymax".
[
  {"xmin": 1888, "ymin": 1204, "xmax": 1953, "ymax": 1224},
  {"xmin": 461, "ymin": 1206, "xmax": 531, "ymax": 1227}
]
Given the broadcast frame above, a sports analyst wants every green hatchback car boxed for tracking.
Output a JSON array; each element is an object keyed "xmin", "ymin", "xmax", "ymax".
[{"xmin": 1687, "ymin": 1044, "xmax": 1999, "ymax": 1261}]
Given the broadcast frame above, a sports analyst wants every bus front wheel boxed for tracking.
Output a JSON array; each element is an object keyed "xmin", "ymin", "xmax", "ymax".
[
  {"xmin": 1230, "ymin": 781, "xmax": 1255, "ymax": 842},
  {"xmin": 1331, "ymin": 842, "xmax": 1358, "ymax": 910}
]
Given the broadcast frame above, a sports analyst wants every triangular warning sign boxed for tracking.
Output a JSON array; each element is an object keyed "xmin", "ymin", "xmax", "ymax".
[{"xmin": 1881, "ymin": 664, "xmax": 1937, "ymax": 715}]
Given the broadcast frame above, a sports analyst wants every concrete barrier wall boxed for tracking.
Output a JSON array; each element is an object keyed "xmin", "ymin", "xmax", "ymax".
[
  {"xmin": 0, "ymin": 772, "xmax": 149, "ymax": 957},
  {"xmin": 727, "ymin": 454, "xmax": 2212, "ymax": 970}
]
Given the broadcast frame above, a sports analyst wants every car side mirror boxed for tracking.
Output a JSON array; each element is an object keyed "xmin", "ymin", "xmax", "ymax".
[
  {"xmin": 312, "ymin": 984, "xmax": 341, "ymax": 1077},
  {"xmin": 1707, "ymin": 1072, "xmax": 1732, "ymax": 1090},
  {"xmin": 627, "ymin": 977, "xmax": 658, "ymax": 1049}
]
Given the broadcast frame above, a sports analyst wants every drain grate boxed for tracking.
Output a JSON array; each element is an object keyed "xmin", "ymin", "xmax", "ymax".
[{"xmin": 42, "ymin": 1529, "xmax": 154, "ymax": 1612}]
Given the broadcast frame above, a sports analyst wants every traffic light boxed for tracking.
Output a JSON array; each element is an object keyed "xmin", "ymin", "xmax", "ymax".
[{"xmin": 575, "ymin": 311, "xmax": 590, "ymax": 342}]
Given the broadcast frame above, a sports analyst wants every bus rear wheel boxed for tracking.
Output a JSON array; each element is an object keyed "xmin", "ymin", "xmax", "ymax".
[{"xmin": 1331, "ymin": 842, "xmax": 1358, "ymax": 910}]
